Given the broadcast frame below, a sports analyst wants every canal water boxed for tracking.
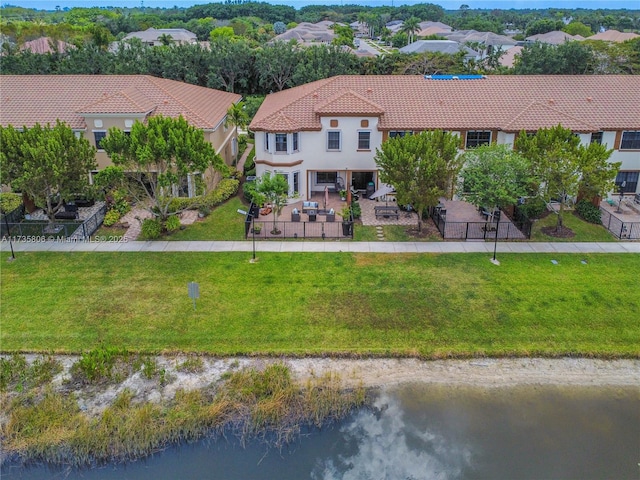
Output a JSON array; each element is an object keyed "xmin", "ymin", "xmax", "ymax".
[{"xmin": 3, "ymin": 384, "xmax": 638, "ymax": 479}]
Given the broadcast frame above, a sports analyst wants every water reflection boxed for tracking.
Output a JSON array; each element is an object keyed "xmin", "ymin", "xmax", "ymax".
[{"xmin": 3, "ymin": 385, "xmax": 638, "ymax": 480}]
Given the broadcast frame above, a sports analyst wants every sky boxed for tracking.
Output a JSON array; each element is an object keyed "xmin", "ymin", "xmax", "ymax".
[{"xmin": 3, "ymin": 0, "xmax": 638, "ymax": 10}]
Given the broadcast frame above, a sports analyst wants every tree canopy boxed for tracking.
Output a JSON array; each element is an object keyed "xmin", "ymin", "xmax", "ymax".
[
  {"xmin": 101, "ymin": 115, "xmax": 227, "ymax": 223},
  {"xmin": 0, "ymin": 121, "xmax": 97, "ymax": 224},
  {"xmin": 375, "ymin": 130, "xmax": 462, "ymax": 232},
  {"xmin": 514, "ymin": 125, "xmax": 618, "ymax": 231}
]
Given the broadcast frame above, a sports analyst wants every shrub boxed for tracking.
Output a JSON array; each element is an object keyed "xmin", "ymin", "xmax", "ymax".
[
  {"xmin": 103, "ymin": 209, "xmax": 121, "ymax": 227},
  {"xmin": 0, "ymin": 193, "xmax": 23, "ymax": 214},
  {"xmin": 575, "ymin": 199, "xmax": 602, "ymax": 224},
  {"xmin": 518, "ymin": 197, "xmax": 546, "ymax": 220},
  {"xmin": 169, "ymin": 178, "xmax": 240, "ymax": 213},
  {"xmin": 71, "ymin": 347, "xmax": 126, "ymax": 384},
  {"xmin": 141, "ymin": 218, "xmax": 162, "ymax": 240},
  {"xmin": 351, "ymin": 201, "xmax": 362, "ymax": 219},
  {"xmin": 165, "ymin": 215, "xmax": 181, "ymax": 232}
]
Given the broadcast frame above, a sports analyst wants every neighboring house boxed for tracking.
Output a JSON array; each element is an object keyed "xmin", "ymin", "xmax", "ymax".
[
  {"xmin": 249, "ymin": 75, "xmax": 640, "ymax": 201},
  {"xmin": 418, "ymin": 21, "xmax": 453, "ymax": 32},
  {"xmin": 498, "ymin": 45, "xmax": 523, "ymax": 68},
  {"xmin": 20, "ymin": 36, "xmax": 74, "ymax": 54},
  {"xmin": 588, "ymin": 29, "xmax": 640, "ymax": 42},
  {"xmin": 120, "ymin": 28, "xmax": 197, "ymax": 47},
  {"xmin": 399, "ymin": 40, "xmax": 479, "ymax": 62},
  {"xmin": 525, "ymin": 31, "xmax": 585, "ymax": 45},
  {"xmin": 442, "ymin": 30, "xmax": 518, "ymax": 56},
  {"xmin": 0, "ymin": 75, "xmax": 241, "ymax": 197},
  {"xmin": 272, "ymin": 22, "xmax": 338, "ymax": 45}
]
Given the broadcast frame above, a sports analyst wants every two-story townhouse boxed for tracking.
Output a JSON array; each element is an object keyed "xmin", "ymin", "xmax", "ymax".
[
  {"xmin": 1, "ymin": 75, "xmax": 241, "ymax": 197},
  {"xmin": 250, "ymin": 75, "xmax": 640, "ymax": 202}
]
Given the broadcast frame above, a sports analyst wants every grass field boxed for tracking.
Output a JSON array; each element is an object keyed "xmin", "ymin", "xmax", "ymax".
[
  {"xmin": 2, "ymin": 251, "xmax": 638, "ymax": 357},
  {"xmin": 530, "ymin": 211, "xmax": 616, "ymax": 242}
]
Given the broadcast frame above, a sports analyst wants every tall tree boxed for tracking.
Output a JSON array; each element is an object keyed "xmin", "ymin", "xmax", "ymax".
[
  {"xmin": 401, "ymin": 16, "xmax": 421, "ymax": 45},
  {"xmin": 514, "ymin": 125, "xmax": 617, "ymax": 232},
  {"xmin": 206, "ymin": 37, "xmax": 254, "ymax": 93},
  {"xmin": 225, "ymin": 102, "xmax": 249, "ymax": 165},
  {"xmin": 255, "ymin": 41, "xmax": 300, "ymax": 92},
  {"xmin": 375, "ymin": 130, "xmax": 462, "ymax": 232},
  {"xmin": 0, "ymin": 121, "xmax": 97, "ymax": 225},
  {"xmin": 458, "ymin": 143, "xmax": 533, "ymax": 212},
  {"xmin": 101, "ymin": 115, "xmax": 227, "ymax": 224}
]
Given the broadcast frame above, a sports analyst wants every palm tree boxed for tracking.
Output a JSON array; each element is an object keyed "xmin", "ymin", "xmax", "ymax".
[
  {"xmin": 225, "ymin": 102, "xmax": 249, "ymax": 166},
  {"xmin": 158, "ymin": 33, "xmax": 173, "ymax": 46},
  {"xmin": 401, "ymin": 17, "xmax": 421, "ymax": 45}
]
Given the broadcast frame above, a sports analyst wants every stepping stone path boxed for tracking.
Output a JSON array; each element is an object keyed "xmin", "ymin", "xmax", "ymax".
[{"xmin": 376, "ymin": 226, "xmax": 385, "ymax": 240}]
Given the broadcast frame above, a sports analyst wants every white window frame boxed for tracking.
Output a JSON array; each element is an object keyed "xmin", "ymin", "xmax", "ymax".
[
  {"xmin": 358, "ymin": 130, "xmax": 371, "ymax": 150},
  {"xmin": 293, "ymin": 132, "xmax": 299, "ymax": 152},
  {"xmin": 275, "ymin": 133, "xmax": 288, "ymax": 153},
  {"xmin": 327, "ymin": 131, "xmax": 341, "ymax": 151}
]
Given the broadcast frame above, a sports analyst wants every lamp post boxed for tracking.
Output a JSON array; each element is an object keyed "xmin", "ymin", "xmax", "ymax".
[
  {"xmin": 491, "ymin": 208, "xmax": 500, "ymax": 265},
  {"xmin": 3, "ymin": 213, "xmax": 16, "ymax": 262},
  {"xmin": 237, "ymin": 209, "xmax": 257, "ymax": 263},
  {"xmin": 616, "ymin": 181, "xmax": 626, "ymax": 213}
]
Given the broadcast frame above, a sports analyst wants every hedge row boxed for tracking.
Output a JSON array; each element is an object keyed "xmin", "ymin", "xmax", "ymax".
[{"xmin": 168, "ymin": 178, "xmax": 239, "ymax": 213}]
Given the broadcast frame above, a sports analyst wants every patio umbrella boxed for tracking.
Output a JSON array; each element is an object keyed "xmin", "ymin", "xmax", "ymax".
[
  {"xmin": 324, "ymin": 186, "xmax": 329, "ymax": 210},
  {"xmin": 369, "ymin": 184, "xmax": 395, "ymax": 203}
]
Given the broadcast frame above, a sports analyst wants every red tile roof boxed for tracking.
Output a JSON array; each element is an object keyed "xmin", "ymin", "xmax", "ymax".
[
  {"xmin": 250, "ymin": 75, "xmax": 640, "ymax": 133},
  {"xmin": 0, "ymin": 75, "xmax": 241, "ymax": 130}
]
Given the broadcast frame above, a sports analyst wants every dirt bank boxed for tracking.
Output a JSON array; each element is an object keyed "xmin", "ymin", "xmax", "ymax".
[{"xmin": 34, "ymin": 356, "xmax": 640, "ymax": 417}]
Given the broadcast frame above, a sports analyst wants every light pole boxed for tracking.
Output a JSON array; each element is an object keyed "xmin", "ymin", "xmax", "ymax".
[
  {"xmin": 491, "ymin": 208, "xmax": 501, "ymax": 265},
  {"xmin": 3, "ymin": 213, "xmax": 16, "ymax": 262},
  {"xmin": 237, "ymin": 209, "xmax": 257, "ymax": 263},
  {"xmin": 616, "ymin": 181, "xmax": 626, "ymax": 214}
]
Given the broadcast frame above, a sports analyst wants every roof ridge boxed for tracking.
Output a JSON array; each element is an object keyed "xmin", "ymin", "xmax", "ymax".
[{"xmin": 502, "ymin": 101, "xmax": 599, "ymax": 132}]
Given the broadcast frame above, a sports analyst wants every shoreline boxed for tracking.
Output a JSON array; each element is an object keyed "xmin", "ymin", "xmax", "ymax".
[{"xmin": 29, "ymin": 355, "xmax": 640, "ymax": 416}]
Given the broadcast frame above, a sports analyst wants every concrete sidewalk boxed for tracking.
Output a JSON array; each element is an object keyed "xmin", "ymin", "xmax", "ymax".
[{"xmin": 2, "ymin": 240, "xmax": 639, "ymax": 254}]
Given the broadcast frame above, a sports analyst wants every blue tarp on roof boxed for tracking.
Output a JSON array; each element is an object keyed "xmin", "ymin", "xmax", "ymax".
[{"xmin": 424, "ymin": 75, "xmax": 486, "ymax": 80}]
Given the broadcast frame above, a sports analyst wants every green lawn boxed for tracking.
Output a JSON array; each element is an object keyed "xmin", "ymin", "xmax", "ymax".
[
  {"xmin": 166, "ymin": 196, "xmax": 248, "ymax": 241},
  {"xmin": 530, "ymin": 211, "xmax": 616, "ymax": 242},
  {"xmin": 2, "ymin": 251, "xmax": 638, "ymax": 358}
]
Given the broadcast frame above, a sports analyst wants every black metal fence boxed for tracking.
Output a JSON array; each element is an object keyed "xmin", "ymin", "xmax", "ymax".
[
  {"xmin": 600, "ymin": 208, "xmax": 640, "ymax": 240},
  {"xmin": 431, "ymin": 209, "xmax": 532, "ymax": 240},
  {"xmin": 244, "ymin": 202, "xmax": 353, "ymax": 239},
  {"xmin": 1, "ymin": 204, "xmax": 106, "ymax": 240},
  {"xmin": 1, "ymin": 204, "xmax": 25, "ymax": 225}
]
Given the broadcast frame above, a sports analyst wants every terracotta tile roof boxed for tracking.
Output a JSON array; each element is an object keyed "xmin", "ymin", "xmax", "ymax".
[
  {"xmin": 314, "ymin": 89, "xmax": 385, "ymax": 116},
  {"xmin": 20, "ymin": 37, "xmax": 74, "ymax": 54},
  {"xmin": 588, "ymin": 30, "xmax": 640, "ymax": 42},
  {"xmin": 249, "ymin": 75, "xmax": 640, "ymax": 133},
  {"xmin": 0, "ymin": 75, "xmax": 241, "ymax": 131},
  {"xmin": 502, "ymin": 102, "xmax": 598, "ymax": 133}
]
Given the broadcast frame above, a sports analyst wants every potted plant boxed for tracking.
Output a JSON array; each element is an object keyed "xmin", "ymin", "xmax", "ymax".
[
  {"xmin": 251, "ymin": 224, "xmax": 262, "ymax": 234},
  {"xmin": 339, "ymin": 189, "xmax": 347, "ymax": 201}
]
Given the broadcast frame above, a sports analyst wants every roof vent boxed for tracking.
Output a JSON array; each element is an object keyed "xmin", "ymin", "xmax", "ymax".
[
  {"xmin": 312, "ymin": 93, "xmax": 318, "ymax": 98},
  {"xmin": 548, "ymin": 99, "xmax": 555, "ymax": 105},
  {"xmin": 587, "ymin": 96, "xmax": 593, "ymax": 102},
  {"xmin": 367, "ymin": 88, "xmax": 373, "ymax": 93}
]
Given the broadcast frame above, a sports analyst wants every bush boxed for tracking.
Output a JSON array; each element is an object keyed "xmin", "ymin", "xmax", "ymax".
[
  {"xmin": 169, "ymin": 178, "xmax": 240, "ymax": 213},
  {"xmin": 351, "ymin": 200, "xmax": 362, "ymax": 219},
  {"xmin": 0, "ymin": 193, "xmax": 23, "ymax": 214},
  {"xmin": 518, "ymin": 197, "xmax": 546, "ymax": 220},
  {"xmin": 141, "ymin": 218, "xmax": 162, "ymax": 240},
  {"xmin": 71, "ymin": 347, "xmax": 127, "ymax": 384},
  {"xmin": 165, "ymin": 215, "xmax": 181, "ymax": 232},
  {"xmin": 103, "ymin": 209, "xmax": 121, "ymax": 227},
  {"xmin": 575, "ymin": 199, "xmax": 602, "ymax": 224}
]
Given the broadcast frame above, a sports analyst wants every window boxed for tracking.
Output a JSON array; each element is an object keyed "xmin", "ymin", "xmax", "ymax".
[
  {"xmin": 590, "ymin": 132, "xmax": 603, "ymax": 145},
  {"xmin": 358, "ymin": 131, "xmax": 371, "ymax": 150},
  {"xmin": 389, "ymin": 131, "xmax": 413, "ymax": 138},
  {"xmin": 620, "ymin": 131, "xmax": 640, "ymax": 150},
  {"xmin": 615, "ymin": 171, "xmax": 639, "ymax": 193},
  {"xmin": 327, "ymin": 131, "xmax": 341, "ymax": 151},
  {"xmin": 293, "ymin": 132, "xmax": 299, "ymax": 152},
  {"xmin": 316, "ymin": 172, "xmax": 337, "ymax": 184},
  {"xmin": 94, "ymin": 131, "xmax": 107, "ymax": 150},
  {"xmin": 275, "ymin": 133, "xmax": 287, "ymax": 152},
  {"xmin": 465, "ymin": 131, "xmax": 491, "ymax": 148},
  {"xmin": 265, "ymin": 132, "xmax": 270, "ymax": 151}
]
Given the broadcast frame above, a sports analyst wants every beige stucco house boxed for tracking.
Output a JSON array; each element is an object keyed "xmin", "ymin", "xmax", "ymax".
[{"xmin": 0, "ymin": 75, "xmax": 242, "ymax": 197}]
